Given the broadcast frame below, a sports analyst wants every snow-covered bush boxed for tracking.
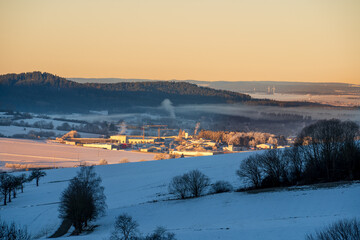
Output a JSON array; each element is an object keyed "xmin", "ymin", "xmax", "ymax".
[
  {"xmin": 306, "ymin": 218, "xmax": 360, "ymax": 240},
  {"xmin": 211, "ymin": 180, "xmax": 233, "ymax": 194}
]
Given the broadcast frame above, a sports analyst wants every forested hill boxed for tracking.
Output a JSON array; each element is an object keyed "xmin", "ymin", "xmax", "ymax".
[{"xmin": 0, "ymin": 72, "xmax": 252, "ymax": 113}]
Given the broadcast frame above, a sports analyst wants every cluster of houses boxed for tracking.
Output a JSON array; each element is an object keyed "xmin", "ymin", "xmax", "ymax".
[{"xmin": 57, "ymin": 130, "xmax": 290, "ymax": 157}]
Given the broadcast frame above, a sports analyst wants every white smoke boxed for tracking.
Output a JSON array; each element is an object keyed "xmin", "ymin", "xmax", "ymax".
[
  {"xmin": 194, "ymin": 122, "xmax": 200, "ymax": 135},
  {"xmin": 228, "ymin": 132, "xmax": 242, "ymax": 145},
  {"xmin": 119, "ymin": 121, "xmax": 127, "ymax": 135},
  {"xmin": 161, "ymin": 99, "xmax": 176, "ymax": 118}
]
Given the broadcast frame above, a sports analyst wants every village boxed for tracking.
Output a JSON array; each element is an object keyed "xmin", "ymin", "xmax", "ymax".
[{"xmin": 55, "ymin": 125, "xmax": 291, "ymax": 158}]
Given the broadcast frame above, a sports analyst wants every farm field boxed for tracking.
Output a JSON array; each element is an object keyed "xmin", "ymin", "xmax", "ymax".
[{"xmin": 0, "ymin": 138, "xmax": 155, "ymax": 170}]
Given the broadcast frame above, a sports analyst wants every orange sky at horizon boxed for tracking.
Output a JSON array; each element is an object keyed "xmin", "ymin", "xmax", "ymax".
[{"xmin": 0, "ymin": 0, "xmax": 359, "ymax": 84}]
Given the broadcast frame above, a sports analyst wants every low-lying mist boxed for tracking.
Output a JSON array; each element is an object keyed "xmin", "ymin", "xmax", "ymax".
[{"xmin": 48, "ymin": 101, "xmax": 360, "ymax": 137}]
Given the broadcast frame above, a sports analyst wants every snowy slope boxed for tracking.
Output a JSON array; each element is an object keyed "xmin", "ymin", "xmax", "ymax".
[{"xmin": 1, "ymin": 152, "xmax": 359, "ymax": 240}]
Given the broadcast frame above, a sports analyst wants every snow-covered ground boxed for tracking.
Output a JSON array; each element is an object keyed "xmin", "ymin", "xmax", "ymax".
[
  {"xmin": 248, "ymin": 93, "xmax": 360, "ymax": 107},
  {"xmin": 1, "ymin": 151, "xmax": 359, "ymax": 240},
  {"xmin": 0, "ymin": 138, "xmax": 155, "ymax": 170},
  {"xmin": 12, "ymin": 117, "xmax": 83, "ymax": 129},
  {"xmin": 0, "ymin": 125, "xmax": 99, "ymax": 138}
]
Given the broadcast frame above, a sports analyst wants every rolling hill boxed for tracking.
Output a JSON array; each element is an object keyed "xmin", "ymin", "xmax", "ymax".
[
  {"xmin": 0, "ymin": 72, "xmax": 330, "ymax": 114},
  {"xmin": 0, "ymin": 72, "xmax": 250, "ymax": 113},
  {"xmin": 2, "ymin": 151, "xmax": 360, "ymax": 239}
]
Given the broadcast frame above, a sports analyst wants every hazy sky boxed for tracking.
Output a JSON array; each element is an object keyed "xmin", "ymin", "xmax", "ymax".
[{"xmin": 0, "ymin": 0, "xmax": 359, "ymax": 83}]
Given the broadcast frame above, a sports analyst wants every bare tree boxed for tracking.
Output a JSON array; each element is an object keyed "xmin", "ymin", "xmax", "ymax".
[
  {"xmin": 0, "ymin": 173, "xmax": 12, "ymax": 205},
  {"xmin": 258, "ymin": 150, "xmax": 288, "ymax": 187},
  {"xmin": 6, "ymin": 175, "xmax": 15, "ymax": 204},
  {"xmin": 236, "ymin": 155, "xmax": 263, "ymax": 188},
  {"xmin": 18, "ymin": 173, "xmax": 27, "ymax": 193},
  {"xmin": 11, "ymin": 175, "xmax": 23, "ymax": 199},
  {"xmin": 282, "ymin": 147, "xmax": 304, "ymax": 184},
  {"xmin": 185, "ymin": 170, "xmax": 210, "ymax": 198},
  {"xmin": 29, "ymin": 169, "xmax": 46, "ymax": 187},
  {"xmin": 168, "ymin": 175, "xmax": 188, "ymax": 199},
  {"xmin": 110, "ymin": 214, "xmax": 139, "ymax": 240},
  {"xmin": 297, "ymin": 119, "xmax": 360, "ymax": 182},
  {"xmin": 59, "ymin": 166, "xmax": 106, "ymax": 234},
  {"xmin": 169, "ymin": 170, "xmax": 210, "ymax": 199}
]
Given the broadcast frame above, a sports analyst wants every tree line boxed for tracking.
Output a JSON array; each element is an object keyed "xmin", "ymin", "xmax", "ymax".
[
  {"xmin": 0, "ymin": 169, "xmax": 46, "ymax": 206},
  {"xmin": 237, "ymin": 119, "xmax": 360, "ymax": 188},
  {"xmin": 198, "ymin": 130, "xmax": 287, "ymax": 147},
  {"xmin": 0, "ymin": 72, "xmax": 251, "ymax": 113}
]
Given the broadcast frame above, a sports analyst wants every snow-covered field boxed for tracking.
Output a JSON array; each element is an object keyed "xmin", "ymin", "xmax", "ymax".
[
  {"xmin": 248, "ymin": 93, "xmax": 360, "ymax": 107},
  {"xmin": 0, "ymin": 138, "xmax": 155, "ymax": 170},
  {"xmin": 1, "ymin": 151, "xmax": 359, "ymax": 240},
  {"xmin": 0, "ymin": 125, "xmax": 99, "ymax": 138}
]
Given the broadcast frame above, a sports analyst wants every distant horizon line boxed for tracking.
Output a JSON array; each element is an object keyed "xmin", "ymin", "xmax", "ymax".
[
  {"xmin": 0, "ymin": 71, "xmax": 357, "ymax": 85},
  {"xmin": 68, "ymin": 77, "xmax": 357, "ymax": 86}
]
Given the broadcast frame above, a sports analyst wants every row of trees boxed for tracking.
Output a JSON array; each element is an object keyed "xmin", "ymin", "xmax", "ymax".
[
  {"xmin": 0, "ymin": 169, "xmax": 46, "ymax": 205},
  {"xmin": 57, "ymin": 121, "xmax": 117, "ymax": 135},
  {"xmin": 198, "ymin": 130, "xmax": 286, "ymax": 147},
  {"xmin": 237, "ymin": 119, "xmax": 360, "ymax": 188}
]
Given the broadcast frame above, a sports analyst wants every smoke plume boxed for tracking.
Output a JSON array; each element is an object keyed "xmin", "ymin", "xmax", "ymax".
[
  {"xmin": 194, "ymin": 122, "xmax": 200, "ymax": 135},
  {"xmin": 120, "ymin": 121, "xmax": 127, "ymax": 135},
  {"xmin": 161, "ymin": 99, "xmax": 176, "ymax": 118}
]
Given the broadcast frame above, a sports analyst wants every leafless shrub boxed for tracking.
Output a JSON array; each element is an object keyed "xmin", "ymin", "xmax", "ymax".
[
  {"xmin": 306, "ymin": 218, "xmax": 360, "ymax": 240},
  {"xmin": 144, "ymin": 226, "xmax": 176, "ymax": 240},
  {"xmin": 154, "ymin": 154, "xmax": 169, "ymax": 160},
  {"xmin": 211, "ymin": 180, "xmax": 233, "ymax": 193},
  {"xmin": 99, "ymin": 159, "xmax": 108, "ymax": 165},
  {"xmin": 0, "ymin": 219, "xmax": 31, "ymax": 240},
  {"xmin": 119, "ymin": 158, "xmax": 129, "ymax": 164},
  {"xmin": 5, "ymin": 163, "xmax": 51, "ymax": 170}
]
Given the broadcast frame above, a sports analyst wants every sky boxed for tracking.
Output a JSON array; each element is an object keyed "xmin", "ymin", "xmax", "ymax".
[{"xmin": 0, "ymin": 0, "xmax": 359, "ymax": 84}]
